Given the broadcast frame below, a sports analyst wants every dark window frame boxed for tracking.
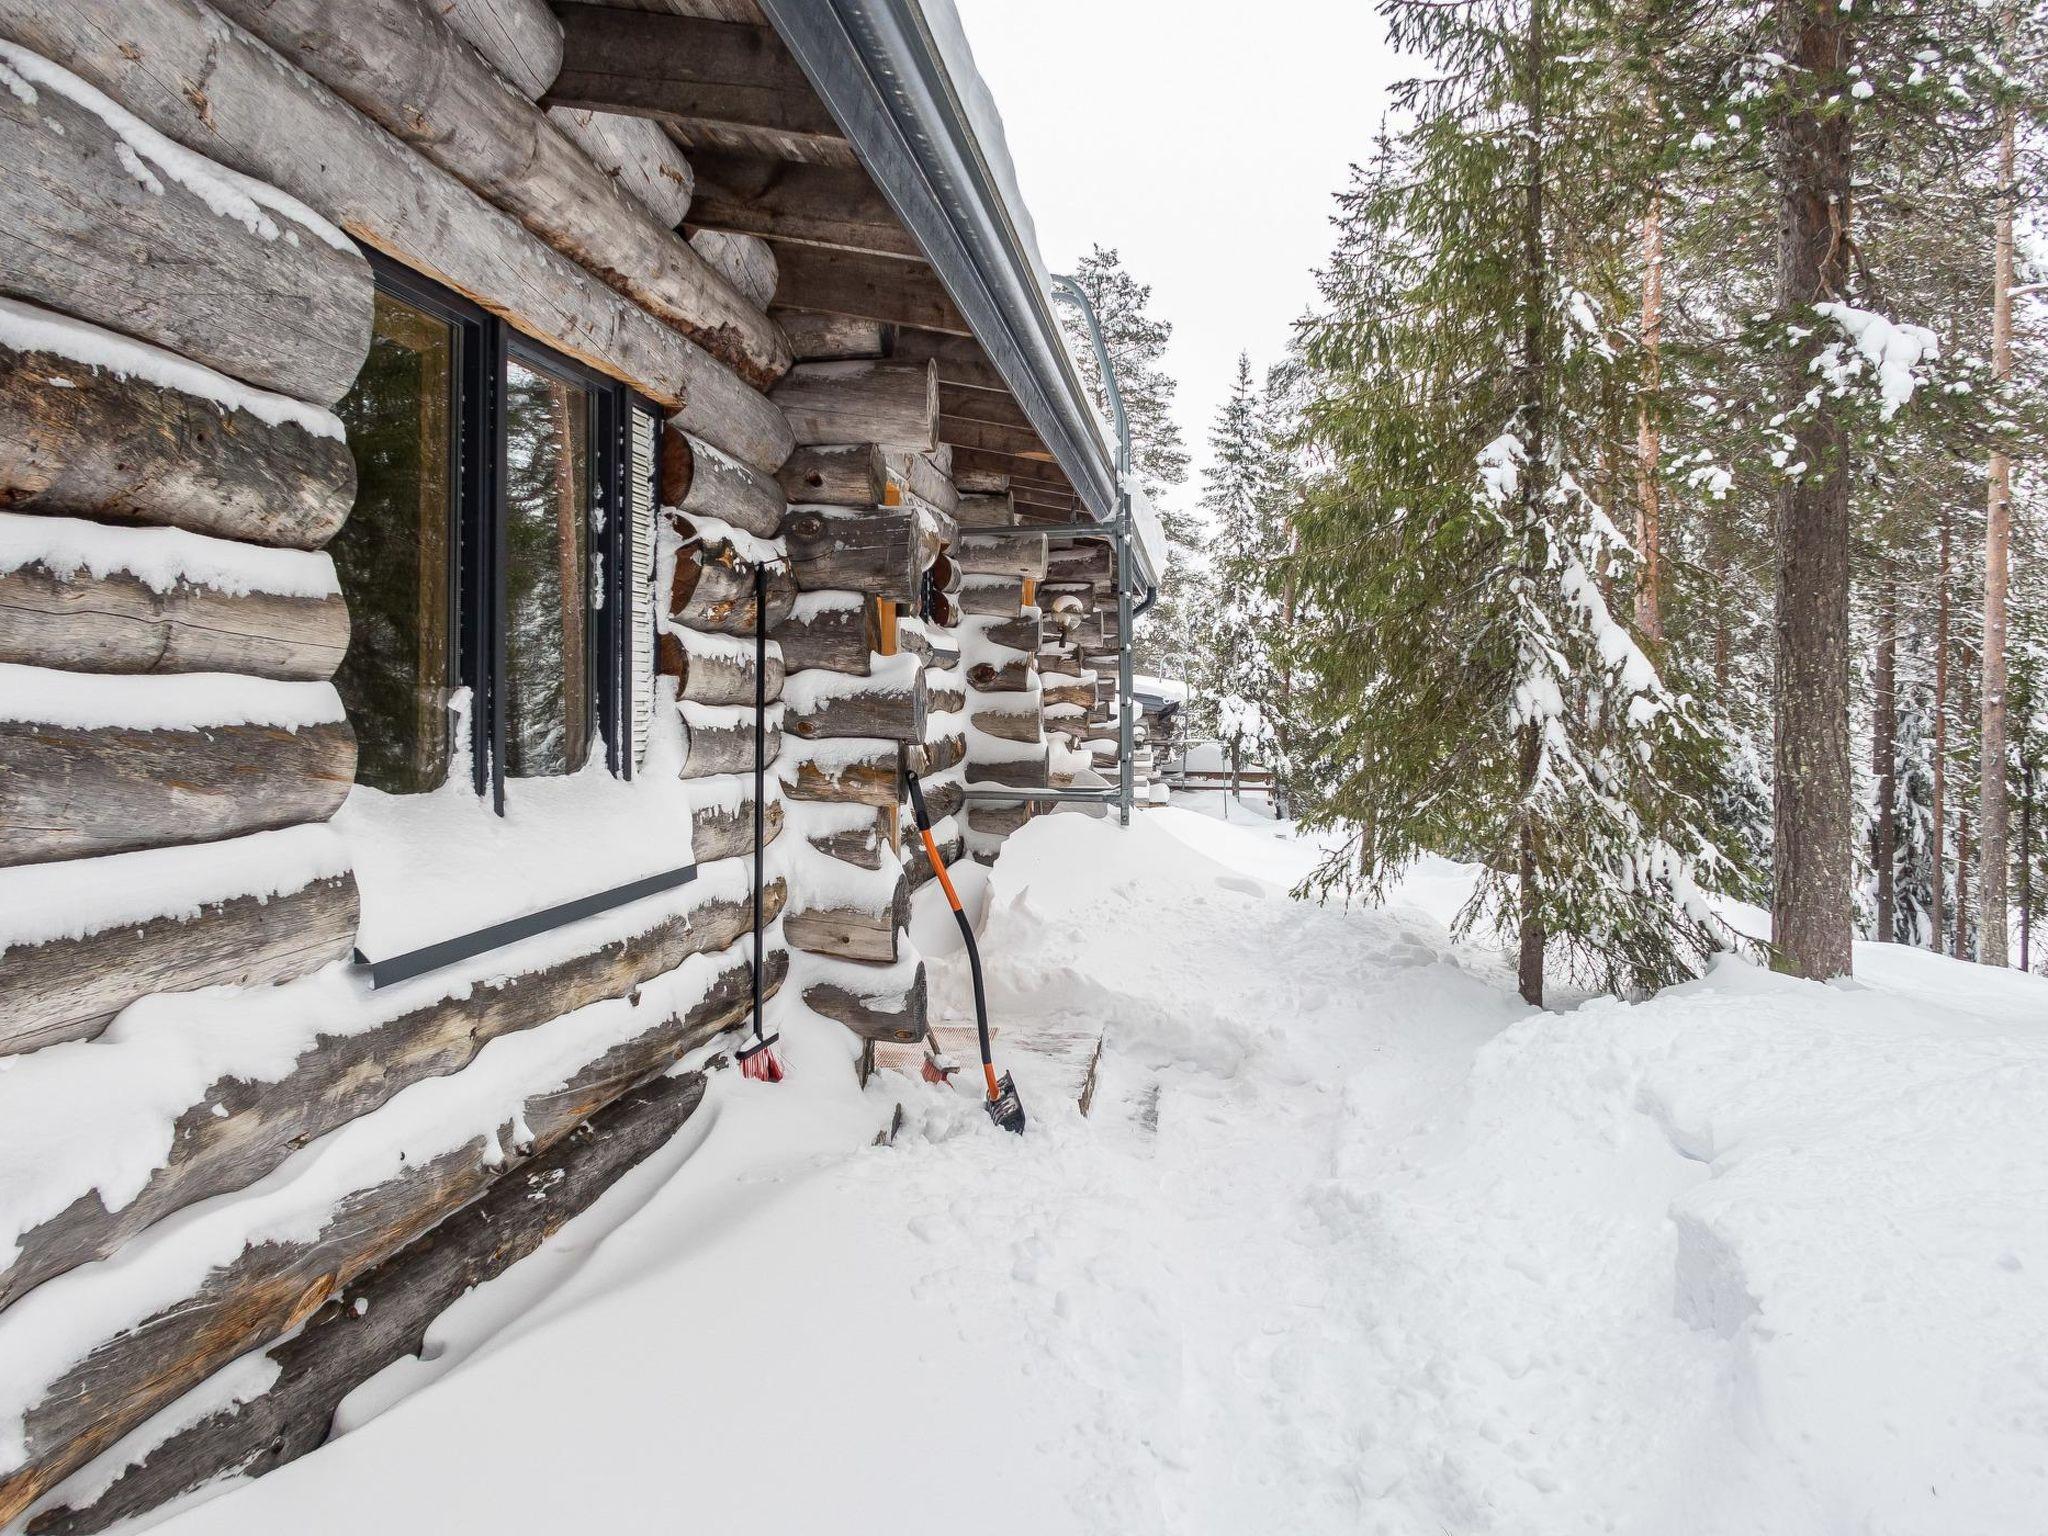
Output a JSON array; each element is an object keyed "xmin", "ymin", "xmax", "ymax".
[{"xmin": 355, "ymin": 252, "xmax": 656, "ymax": 810}]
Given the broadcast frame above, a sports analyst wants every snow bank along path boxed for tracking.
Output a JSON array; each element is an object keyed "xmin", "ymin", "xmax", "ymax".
[{"xmin": 112, "ymin": 808, "xmax": 2048, "ymax": 1536}]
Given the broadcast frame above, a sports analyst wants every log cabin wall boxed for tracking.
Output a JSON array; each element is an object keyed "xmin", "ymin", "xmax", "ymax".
[{"xmin": 0, "ymin": 0, "xmax": 802, "ymax": 1524}]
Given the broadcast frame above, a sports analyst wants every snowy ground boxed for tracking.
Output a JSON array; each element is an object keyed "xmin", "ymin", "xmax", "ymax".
[{"xmin": 131, "ymin": 799, "xmax": 2048, "ymax": 1536}]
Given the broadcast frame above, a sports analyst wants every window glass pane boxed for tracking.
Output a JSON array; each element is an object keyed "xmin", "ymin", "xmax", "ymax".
[
  {"xmin": 332, "ymin": 289, "xmax": 455, "ymax": 794},
  {"xmin": 503, "ymin": 358, "xmax": 592, "ymax": 777}
]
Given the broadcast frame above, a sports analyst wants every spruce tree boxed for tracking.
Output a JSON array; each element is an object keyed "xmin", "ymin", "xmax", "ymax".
[{"xmin": 1200, "ymin": 355, "xmax": 1282, "ymax": 799}]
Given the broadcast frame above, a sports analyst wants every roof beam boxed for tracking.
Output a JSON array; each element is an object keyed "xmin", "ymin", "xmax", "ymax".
[
  {"xmin": 940, "ymin": 415, "xmax": 1056, "ymax": 462},
  {"xmin": 687, "ymin": 151, "xmax": 922, "ymax": 258},
  {"xmin": 771, "ymin": 242, "xmax": 971, "ymax": 335},
  {"xmin": 891, "ymin": 328, "xmax": 1007, "ymax": 393},
  {"xmin": 546, "ymin": 4, "xmax": 849, "ymax": 163}
]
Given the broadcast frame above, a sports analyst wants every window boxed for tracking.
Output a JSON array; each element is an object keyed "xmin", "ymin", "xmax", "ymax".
[{"xmin": 333, "ymin": 258, "xmax": 659, "ymax": 809}]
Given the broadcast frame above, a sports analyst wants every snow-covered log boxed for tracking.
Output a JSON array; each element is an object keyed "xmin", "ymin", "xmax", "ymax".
[
  {"xmin": 0, "ymin": 878, "xmax": 780, "ymax": 1315},
  {"xmin": 782, "ymin": 741, "xmax": 900, "ymax": 807},
  {"xmin": 772, "ymin": 593, "xmax": 872, "ymax": 675},
  {"xmin": 901, "ymin": 825, "xmax": 964, "ymax": 894},
  {"xmin": 677, "ymin": 701, "xmax": 780, "ymax": 779},
  {"xmin": 771, "ymin": 361, "xmax": 939, "ymax": 451},
  {"xmin": 959, "ymin": 576, "xmax": 1028, "ymax": 616},
  {"xmin": 965, "ymin": 750, "xmax": 1048, "ymax": 791},
  {"xmin": 207, "ymin": 0, "xmax": 789, "ymax": 390},
  {"xmin": 690, "ymin": 788, "xmax": 784, "ymax": 862},
  {"xmin": 784, "ymin": 504, "xmax": 947, "ymax": 603},
  {"xmin": 0, "ymin": 0, "xmax": 793, "ymax": 470},
  {"xmin": 921, "ymin": 730, "xmax": 967, "ymax": 775},
  {"xmin": 979, "ymin": 614, "xmax": 1042, "ymax": 654},
  {"xmin": 783, "ymin": 656, "xmax": 926, "ymax": 744},
  {"xmin": 0, "ymin": 332, "xmax": 356, "ymax": 550},
  {"xmin": 27, "ymin": 1069, "xmax": 711, "ymax": 1536},
  {"xmin": 968, "ymin": 658, "xmax": 1035, "ymax": 693},
  {"xmin": 966, "ymin": 801, "xmax": 1035, "ymax": 838},
  {"xmin": 666, "ymin": 522, "xmax": 797, "ymax": 636},
  {"xmin": 956, "ymin": 533, "xmax": 1048, "ymax": 579},
  {"xmin": 662, "ymin": 430, "xmax": 786, "ymax": 539},
  {"xmin": 970, "ymin": 706, "xmax": 1040, "ymax": 745},
  {"xmin": 785, "ymin": 867, "xmax": 909, "ymax": 965},
  {"xmin": 656, "ymin": 627, "xmax": 785, "ymax": 707},
  {"xmin": 1041, "ymin": 678, "xmax": 1098, "ymax": 711},
  {"xmin": 0, "ymin": 940, "xmax": 785, "ymax": 1525},
  {"xmin": 802, "ymin": 955, "xmax": 926, "ymax": 1044},
  {"xmin": 0, "ymin": 673, "xmax": 356, "ymax": 865},
  {"xmin": 0, "ymin": 52, "xmax": 371, "ymax": 405}
]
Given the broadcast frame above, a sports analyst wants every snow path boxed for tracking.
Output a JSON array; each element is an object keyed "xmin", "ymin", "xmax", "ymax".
[{"xmin": 111, "ymin": 806, "xmax": 2048, "ymax": 1536}]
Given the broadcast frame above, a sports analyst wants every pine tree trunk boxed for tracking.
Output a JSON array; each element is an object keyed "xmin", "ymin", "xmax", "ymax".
[
  {"xmin": 1634, "ymin": 184, "xmax": 1665, "ymax": 645},
  {"xmin": 1710, "ymin": 498, "xmax": 1731, "ymax": 694},
  {"xmin": 1515, "ymin": 0, "xmax": 1549, "ymax": 1009},
  {"xmin": 2022, "ymin": 760, "xmax": 2034, "ymax": 972},
  {"xmin": 1933, "ymin": 508, "xmax": 1951, "ymax": 952},
  {"xmin": 1979, "ymin": 31, "xmax": 2016, "ymax": 967},
  {"xmin": 1874, "ymin": 575, "xmax": 1898, "ymax": 941},
  {"xmin": 1768, "ymin": 0, "xmax": 1856, "ymax": 981},
  {"xmin": 1956, "ymin": 806, "xmax": 1973, "ymax": 961}
]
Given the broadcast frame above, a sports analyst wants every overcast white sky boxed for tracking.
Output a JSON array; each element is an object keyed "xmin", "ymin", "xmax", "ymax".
[{"xmin": 947, "ymin": 0, "xmax": 1402, "ymax": 507}]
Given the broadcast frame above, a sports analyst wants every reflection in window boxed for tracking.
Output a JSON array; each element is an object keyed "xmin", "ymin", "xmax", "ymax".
[
  {"xmin": 332, "ymin": 290, "xmax": 454, "ymax": 794},
  {"xmin": 503, "ymin": 358, "xmax": 592, "ymax": 777}
]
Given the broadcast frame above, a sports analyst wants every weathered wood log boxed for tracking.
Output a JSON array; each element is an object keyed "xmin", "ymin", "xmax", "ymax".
[
  {"xmin": 960, "ymin": 576, "xmax": 1029, "ymax": 617},
  {"xmin": 546, "ymin": 106, "xmax": 694, "ymax": 227},
  {"xmin": 0, "ymin": 940, "xmax": 787, "ymax": 1524},
  {"xmin": 957, "ymin": 533, "xmax": 1047, "ymax": 579},
  {"xmin": 655, "ymin": 630, "xmax": 785, "ymax": 706},
  {"xmin": 0, "ymin": 560, "xmax": 349, "ymax": 681},
  {"xmin": 773, "ymin": 244, "xmax": 968, "ymax": 335},
  {"xmin": 925, "ymin": 633, "xmax": 961, "ymax": 673},
  {"xmin": 0, "ymin": 878, "xmax": 780, "ymax": 1314},
  {"xmin": 804, "ymin": 958, "xmax": 926, "ymax": 1044},
  {"xmin": 690, "ymin": 229, "xmax": 778, "ymax": 312},
  {"xmin": 953, "ymin": 463, "xmax": 1011, "ymax": 495},
  {"xmin": 209, "ymin": 0, "xmax": 788, "ymax": 390},
  {"xmin": 902, "ymin": 829, "xmax": 964, "ymax": 895},
  {"xmin": 770, "ymin": 309, "xmax": 891, "ymax": 361},
  {"xmin": 970, "ymin": 707, "xmax": 1041, "ymax": 745},
  {"xmin": 439, "ymin": 0, "xmax": 563, "ymax": 99},
  {"xmin": 0, "ymin": 867, "xmax": 357, "ymax": 1060},
  {"xmin": 666, "ymin": 523, "xmax": 798, "ymax": 635},
  {"xmin": 885, "ymin": 450, "xmax": 960, "ymax": 517},
  {"xmin": 890, "ymin": 327, "xmax": 1012, "ymax": 391},
  {"xmin": 0, "ymin": 58, "xmax": 371, "ymax": 404},
  {"xmin": 0, "ymin": 341, "xmax": 356, "ymax": 549},
  {"xmin": 781, "ymin": 742, "xmax": 899, "ymax": 807},
  {"xmin": 784, "ymin": 667, "xmax": 926, "ymax": 744},
  {"xmin": 772, "ymin": 595, "xmax": 871, "ymax": 675},
  {"xmin": 950, "ymin": 446, "xmax": 1069, "ymax": 492},
  {"xmin": 772, "ymin": 361, "xmax": 938, "ymax": 452},
  {"xmin": 1048, "ymin": 541, "xmax": 1115, "ymax": 583},
  {"xmin": 967, "ymin": 751, "xmax": 1049, "ymax": 790},
  {"xmin": 803, "ymin": 807, "xmax": 890, "ymax": 870},
  {"xmin": 982, "ymin": 614, "xmax": 1043, "ymax": 653},
  {"xmin": 691, "ymin": 790, "xmax": 783, "ymax": 863},
  {"xmin": 919, "ymin": 734, "xmax": 967, "ymax": 781},
  {"xmin": 27, "ymin": 1069, "xmax": 711, "ymax": 1536},
  {"xmin": 0, "ymin": 0, "xmax": 794, "ymax": 470},
  {"xmin": 0, "ymin": 717, "xmax": 355, "ymax": 866},
  {"xmin": 786, "ymin": 866, "xmax": 908, "ymax": 964},
  {"xmin": 967, "ymin": 801, "xmax": 1037, "ymax": 838},
  {"xmin": 784, "ymin": 504, "xmax": 944, "ymax": 604},
  {"xmin": 689, "ymin": 151, "xmax": 920, "ymax": 260},
  {"xmin": 776, "ymin": 444, "xmax": 888, "ymax": 507},
  {"xmin": 1042, "ymin": 679, "xmax": 1098, "ymax": 711},
  {"xmin": 1038, "ymin": 651, "xmax": 1084, "ymax": 678},
  {"xmin": 953, "ymin": 492, "xmax": 1019, "ymax": 528},
  {"xmin": 968, "ymin": 658, "xmax": 1036, "ymax": 692},
  {"xmin": 918, "ymin": 772, "xmax": 966, "ymax": 824},
  {"xmin": 926, "ymin": 679, "xmax": 965, "ymax": 716},
  {"xmin": 547, "ymin": 3, "xmax": 847, "ymax": 161},
  {"xmin": 678, "ymin": 703, "xmax": 780, "ymax": 779},
  {"xmin": 662, "ymin": 430, "xmax": 786, "ymax": 539}
]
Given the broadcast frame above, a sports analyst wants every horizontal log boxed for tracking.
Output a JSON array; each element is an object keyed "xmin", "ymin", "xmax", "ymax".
[
  {"xmin": 0, "ymin": 868, "xmax": 357, "ymax": 1060},
  {"xmin": 0, "ymin": 561, "xmax": 349, "ymax": 681},
  {"xmin": 0, "ymin": 340, "xmax": 356, "ymax": 549},
  {"xmin": 0, "ymin": 939, "xmax": 787, "ymax": 1523},
  {"xmin": 784, "ymin": 504, "xmax": 944, "ymax": 604},
  {"xmin": 1048, "ymin": 542, "xmax": 1115, "ymax": 583},
  {"xmin": 690, "ymin": 229, "xmax": 778, "ymax": 312},
  {"xmin": 786, "ymin": 866, "xmax": 908, "ymax": 964},
  {"xmin": 981, "ymin": 614, "xmax": 1043, "ymax": 653},
  {"xmin": 662, "ymin": 429, "xmax": 786, "ymax": 539},
  {"xmin": 29, "ymin": 1070, "xmax": 709, "ymax": 1536},
  {"xmin": 1042, "ymin": 678, "xmax": 1099, "ymax": 710},
  {"xmin": 772, "ymin": 596, "xmax": 871, "ymax": 674},
  {"xmin": 0, "ymin": 878, "xmax": 781, "ymax": 1315},
  {"xmin": 439, "ymin": 0, "xmax": 563, "ymax": 99},
  {"xmin": 926, "ymin": 679, "xmax": 965, "ymax": 715},
  {"xmin": 781, "ymin": 743, "xmax": 899, "ymax": 807},
  {"xmin": 690, "ymin": 790, "xmax": 784, "ymax": 863},
  {"xmin": 970, "ymin": 706, "xmax": 1041, "ymax": 745},
  {"xmin": 0, "ymin": 0, "xmax": 793, "ymax": 470},
  {"xmin": 772, "ymin": 361, "xmax": 938, "ymax": 452},
  {"xmin": 689, "ymin": 151, "xmax": 920, "ymax": 259},
  {"xmin": 0, "ymin": 717, "xmax": 355, "ymax": 866},
  {"xmin": 940, "ymin": 415, "xmax": 1054, "ymax": 462},
  {"xmin": 776, "ymin": 443, "xmax": 888, "ymax": 507},
  {"xmin": 666, "ymin": 523, "xmax": 798, "ymax": 636},
  {"xmin": 785, "ymin": 669, "xmax": 925, "ymax": 744},
  {"xmin": 655, "ymin": 631, "xmax": 785, "ymax": 706},
  {"xmin": 921, "ymin": 731, "xmax": 968, "ymax": 776},
  {"xmin": 953, "ymin": 464, "xmax": 1009, "ymax": 494},
  {"xmin": 772, "ymin": 244, "xmax": 968, "ymax": 335},
  {"xmin": 956, "ymin": 533, "xmax": 1047, "ymax": 579},
  {"xmin": 804, "ymin": 958, "xmax": 926, "ymax": 1043},
  {"xmin": 547, "ymin": 3, "xmax": 846, "ymax": 160},
  {"xmin": 918, "ymin": 772, "xmax": 966, "ymax": 824},
  {"xmin": 546, "ymin": 106, "xmax": 695, "ymax": 227},
  {"xmin": 678, "ymin": 703, "xmax": 780, "ymax": 779},
  {"xmin": 955, "ymin": 492, "xmax": 1019, "ymax": 528},
  {"xmin": 0, "ymin": 52, "xmax": 372, "ymax": 405},
  {"xmin": 803, "ymin": 806, "xmax": 891, "ymax": 870},
  {"xmin": 959, "ymin": 576, "xmax": 1029, "ymax": 617},
  {"xmin": 770, "ymin": 309, "xmax": 892, "ymax": 362},
  {"xmin": 890, "ymin": 328, "xmax": 1009, "ymax": 393},
  {"xmin": 938, "ymin": 383, "xmax": 1036, "ymax": 433},
  {"xmin": 902, "ymin": 829, "xmax": 964, "ymax": 895},
  {"xmin": 885, "ymin": 450, "xmax": 960, "ymax": 517},
  {"xmin": 949, "ymin": 447, "xmax": 1071, "ymax": 495},
  {"xmin": 968, "ymin": 658, "xmax": 1035, "ymax": 692},
  {"xmin": 210, "ymin": 0, "xmax": 788, "ymax": 390},
  {"xmin": 966, "ymin": 751, "xmax": 1049, "ymax": 790}
]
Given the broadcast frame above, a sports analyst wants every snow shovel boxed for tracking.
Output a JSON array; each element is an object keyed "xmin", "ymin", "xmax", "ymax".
[
  {"xmin": 737, "ymin": 561, "xmax": 783, "ymax": 1083},
  {"xmin": 904, "ymin": 768, "xmax": 1025, "ymax": 1134}
]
